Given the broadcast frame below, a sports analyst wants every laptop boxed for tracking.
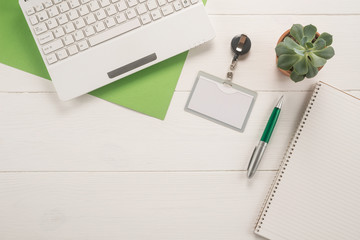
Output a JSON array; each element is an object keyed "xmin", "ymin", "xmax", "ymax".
[{"xmin": 19, "ymin": 0, "xmax": 215, "ymax": 100}]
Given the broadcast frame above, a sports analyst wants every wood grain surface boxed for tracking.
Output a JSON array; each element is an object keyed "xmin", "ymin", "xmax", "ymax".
[{"xmin": 1, "ymin": 0, "xmax": 360, "ymax": 239}]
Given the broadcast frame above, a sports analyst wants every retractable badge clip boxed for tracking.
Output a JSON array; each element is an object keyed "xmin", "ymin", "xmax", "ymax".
[
  {"xmin": 185, "ymin": 34, "xmax": 257, "ymax": 132},
  {"xmin": 225, "ymin": 34, "xmax": 252, "ymax": 85}
]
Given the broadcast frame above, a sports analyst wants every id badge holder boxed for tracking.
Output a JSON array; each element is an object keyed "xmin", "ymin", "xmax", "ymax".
[{"xmin": 185, "ymin": 35, "xmax": 257, "ymax": 132}]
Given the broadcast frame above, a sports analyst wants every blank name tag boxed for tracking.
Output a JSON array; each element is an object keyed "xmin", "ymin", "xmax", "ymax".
[{"xmin": 185, "ymin": 72, "xmax": 257, "ymax": 132}]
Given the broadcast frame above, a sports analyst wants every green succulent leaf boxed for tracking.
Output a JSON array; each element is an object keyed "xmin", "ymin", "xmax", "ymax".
[
  {"xmin": 300, "ymin": 37, "xmax": 308, "ymax": 47},
  {"xmin": 303, "ymin": 24, "xmax": 317, "ymax": 41},
  {"xmin": 293, "ymin": 57, "xmax": 308, "ymax": 75},
  {"xmin": 306, "ymin": 42, "xmax": 314, "ymax": 49},
  {"xmin": 284, "ymin": 37, "xmax": 304, "ymax": 51},
  {"xmin": 290, "ymin": 24, "xmax": 304, "ymax": 43},
  {"xmin": 313, "ymin": 38, "xmax": 326, "ymax": 50},
  {"xmin": 290, "ymin": 71, "xmax": 305, "ymax": 82},
  {"xmin": 316, "ymin": 32, "xmax": 333, "ymax": 46},
  {"xmin": 309, "ymin": 53, "xmax": 327, "ymax": 67},
  {"xmin": 275, "ymin": 42, "xmax": 296, "ymax": 56},
  {"xmin": 313, "ymin": 46, "xmax": 335, "ymax": 60},
  {"xmin": 306, "ymin": 61, "xmax": 319, "ymax": 78},
  {"xmin": 277, "ymin": 24, "xmax": 334, "ymax": 81},
  {"xmin": 278, "ymin": 54, "xmax": 301, "ymax": 70}
]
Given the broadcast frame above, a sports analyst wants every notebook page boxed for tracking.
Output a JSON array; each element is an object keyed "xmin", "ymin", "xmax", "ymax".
[{"xmin": 256, "ymin": 82, "xmax": 360, "ymax": 240}]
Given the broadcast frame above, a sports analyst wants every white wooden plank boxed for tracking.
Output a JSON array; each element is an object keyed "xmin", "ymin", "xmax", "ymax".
[
  {"xmin": 206, "ymin": 0, "xmax": 360, "ymax": 14},
  {"xmin": 2, "ymin": 16, "xmax": 360, "ymax": 92},
  {"xmin": 0, "ymin": 63, "xmax": 55, "ymax": 92},
  {"xmin": 178, "ymin": 15, "xmax": 360, "ymax": 91},
  {"xmin": 0, "ymin": 91, "xmax": 313, "ymax": 171},
  {"xmin": 349, "ymin": 91, "xmax": 360, "ymax": 98},
  {"xmin": 0, "ymin": 172, "xmax": 274, "ymax": 240}
]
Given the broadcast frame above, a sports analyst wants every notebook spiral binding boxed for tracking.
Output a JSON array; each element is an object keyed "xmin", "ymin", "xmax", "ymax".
[{"xmin": 254, "ymin": 82, "xmax": 323, "ymax": 233}]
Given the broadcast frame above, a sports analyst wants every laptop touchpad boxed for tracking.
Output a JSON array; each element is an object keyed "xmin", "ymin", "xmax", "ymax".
[{"xmin": 107, "ymin": 53, "xmax": 157, "ymax": 79}]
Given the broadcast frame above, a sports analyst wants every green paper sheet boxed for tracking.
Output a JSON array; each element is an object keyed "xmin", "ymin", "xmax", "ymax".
[{"xmin": 0, "ymin": 0, "xmax": 206, "ymax": 120}]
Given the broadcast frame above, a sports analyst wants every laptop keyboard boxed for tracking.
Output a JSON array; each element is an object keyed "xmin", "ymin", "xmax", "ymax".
[{"xmin": 25, "ymin": 0, "xmax": 200, "ymax": 65}]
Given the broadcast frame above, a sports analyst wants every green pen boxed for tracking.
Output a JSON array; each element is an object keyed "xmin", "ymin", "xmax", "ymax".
[{"xmin": 247, "ymin": 95, "xmax": 284, "ymax": 178}]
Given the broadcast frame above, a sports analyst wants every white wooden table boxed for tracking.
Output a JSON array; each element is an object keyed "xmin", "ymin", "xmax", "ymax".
[{"xmin": 1, "ymin": 1, "xmax": 360, "ymax": 239}]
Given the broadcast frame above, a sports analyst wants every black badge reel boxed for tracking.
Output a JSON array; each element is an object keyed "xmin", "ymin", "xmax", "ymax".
[{"xmin": 185, "ymin": 34, "xmax": 257, "ymax": 132}]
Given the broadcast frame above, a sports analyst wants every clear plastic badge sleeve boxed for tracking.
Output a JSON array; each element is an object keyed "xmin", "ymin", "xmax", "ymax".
[{"xmin": 185, "ymin": 71, "xmax": 257, "ymax": 132}]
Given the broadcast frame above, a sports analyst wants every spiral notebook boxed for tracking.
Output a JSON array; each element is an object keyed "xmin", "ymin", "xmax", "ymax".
[{"xmin": 255, "ymin": 82, "xmax": 360, "ymax": 240}]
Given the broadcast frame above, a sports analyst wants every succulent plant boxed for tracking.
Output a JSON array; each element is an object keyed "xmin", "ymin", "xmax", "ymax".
[{"xmin": 276, "ymin": 24, "xmax": 335, "ymax": 82}]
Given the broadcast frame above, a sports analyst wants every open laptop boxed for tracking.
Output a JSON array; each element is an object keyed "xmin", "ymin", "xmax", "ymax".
[{"xmin": 19, "ymin": 0, "xmax": 215, "ymax": 100}]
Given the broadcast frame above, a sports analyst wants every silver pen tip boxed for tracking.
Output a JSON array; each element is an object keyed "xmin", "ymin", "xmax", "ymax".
[
  {"xmin": 276, "ymin": 95, "xmax": 284, "ymax": 109},
  {"xmin": 247, "ymin": 170, "xmax": 255, "ymax": 179}
]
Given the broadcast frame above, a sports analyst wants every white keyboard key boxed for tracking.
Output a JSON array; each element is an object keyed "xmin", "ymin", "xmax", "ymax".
[
  {"xmin": 89, "ymin": 18, "xmax": 141, "ymax": 46},
  {"xmin": 116, "ymin": 1, "xmax": 127, "ymax": 11},
  {"xmin": 29, "ymin": 15, "xmax": 39, "ymax": 25},
  {"xmin": 57, "ymin": 49, "xmax": 68, "ymax": 59},
  {"xmin": 44, "ymin": 0, "xmax": 54, "ymax": 8},
  {"xmin": 56, "ymin": 51, "xmax": 68, "ymax": 60},
  {"xmin": 46, "ymin": 53, "xmax": 58, "ymax": 64},
  {"xmin": 84, "ymin": 26, "xmax": 95, "ymax": 36},
  {"xmin": 26, "ymin": 7, "xmax": 36, "ymax": 16},
  {"xmin": 34, "ymin": 22, "xmax": 48, "ymax": 35},
  {"xmin": 78, "ymin": 5, "xmax": 90, "ymax": 16},
  {"xmin": 43, "ymin": 39, "xmax": 64, "ymax": 54},
  {"xmin": 69, "ymin": 0, "xmax": 81, "ymax": 8},
  {"xmin": 68, "ymin": 9, "xmax": 79, "ymax": 20},
  {"xmin": 99, "ymin": 0, "xmax": 111, "ymax": 7},
  {"xmin": 64, "ymin": 22, "xmax": 75, "ymax": 33},
  {"xmin": 68, "ymin": 45, "xmax": 79, "ymax": 55},
  {"xmin": 59, "ymin": 2, "xmax": 70, "ymax": 12},
  {"xmin": 57, "ymin": 14, "xmax": 69, "ymax": 24},
  {"xmin": 95, "ymin": 9, "xmax": 107, "ymax": 20},
  {"xmin": 78, "ymin": 40, "xmax": 89, "ymax": 51},
  {"xmin": 54, "ymin": 27, "xmax": 65, "ymax": 38},
  {"xmin": 94, "ymin": 21, "xmax": 106, "ymax": 32},
  {"xmin": 84, "ymin": 13, "xmax": 96, "ymax": 24},
  {"xmin": 127, "ymin": 0, "xmax": 138, "ymax": 7},
  {"xmin": 63, "ymin": 35, "xmax": 75, "ymax": 45},
  {"xmin": 147, "ymin": 0, "xmax": 157, "ymax": 10},
  {"xmin": 38, "ymin": 32, "xmax": 54, "ymax": 44},
  {"xmin": 150, "ymin": 9, "xmax": 162, "ymax": 20},
  {"xmin": 181, "ymin": 0, "xmax": 190, "ymax": 7},
  {"xmin": 74, "ymin": 30, "xmax": 85, "ymax": 40},
  {"xmin": 35, "ymin": 4, "xmax": 44, "ymax": 12},
  {"xmin": 140, "ymin": 13, "xmax": 151, "ymax": 24},
  {"xmin": 37, "ymin": 11, "xmax": 49, "ymax": 21},
  {"xmin": 74, "ymin": 18, "xmax": 86, "ymax": 29},
  {"xmin": 125, "ymin": 8, "xmax": 137, "ymax": 19},
  {"xmin": 161, "ymin": 5, "xmax": 173, "ymax": 15},
  {"xmin": 88, "ymin": 1, "xmax": 100, "ymax": 11},
  {"xmin": 105, "ymin": 17, "xmax": 116, "ymax": 28},
  {"xmin": 48, "ymin": 6, "xmax": 59, "ymax": 17},
  {"xmin": 115, "ymin": 12, "xmax": 126, "ymax": 23},
  {"xmin": 173, "ymin": 1, "xmax": 182, "ymax": 11},
  {"xmin": 157, "ymin": 0, "xmax": 167, "ymax": 6},
  {"xmin": 24, "ymin": 0, "xmax": 199, "ymax": 65},
  {"xmin": 105, "ymin": 5, "xmax": 117, "ymax": 16},
  {"xmin": 136, "ymin": 4, "xmax": 147, "ymax": 15},
  {"xmin": 46, "ymin": 18, "xmax": 58, "ymax": 29}
]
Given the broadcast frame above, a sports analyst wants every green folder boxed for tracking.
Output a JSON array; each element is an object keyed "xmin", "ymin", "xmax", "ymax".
[{"xmin": 0, "ymin": 0, "xmax": 206, "ymax": 120}]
